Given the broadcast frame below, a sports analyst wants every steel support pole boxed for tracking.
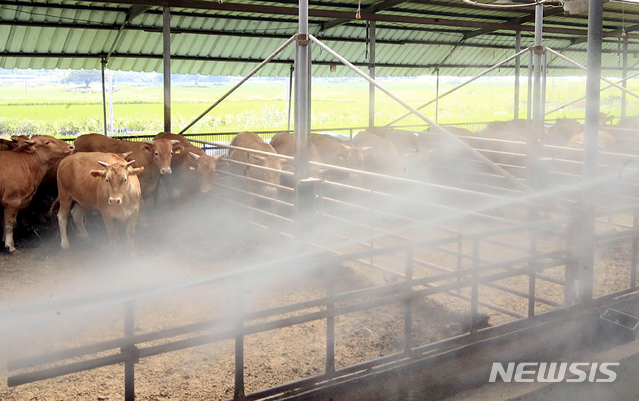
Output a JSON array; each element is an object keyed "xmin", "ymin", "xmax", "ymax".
[
  {"xmin": 581, "ymin": 0, "xmax": 604, "ymax": 304},
  {"xmin": 101, "ymin": 58, "xmax": 107, "ymax": 135},
  {"xmin": 515, "ymin": 31, "xmax": 521, "ymax": 120},
  {"xmin": 163, "ymin": 6, "xmax": 171, "ymax": 133},
  {"xmin": 530, "ymin": 4, "xmax": 543, "ymax": 190},
  {"xmin": 369, "ymin": 21, "xmax": 376, "ymax": 128},
  {"xmin": 527, "ymin": 51, "xmax": 533, "ymax": 122},
  {"xmin": 622, "ymin": 35, "xmax": 629, "ymax": 118},
  {"xmin": 542, "ymin": 51, "xmax": 547, "ymax": 122},
  {"xmin": 288, "ymin": 64, "xmax": 294, "ymax": 132},
  {"xmin": 294, "ymin": 0, "xmax": 312, "ymax": 207},
  {"xmin": 435, "ymin": 68, "xmax": 440, "ymax": 124}
]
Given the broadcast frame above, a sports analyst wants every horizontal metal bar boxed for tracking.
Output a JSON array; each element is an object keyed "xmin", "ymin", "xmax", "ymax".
[{"xmin": 216, "ymin": 170, "xmax": 294, "ymax": 192}]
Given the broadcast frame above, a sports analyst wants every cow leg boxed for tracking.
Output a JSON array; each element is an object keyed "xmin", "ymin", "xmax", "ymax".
[
  {"xmin": 3, "ymin": 203, "xmax": 19, "ymax": 252},
  {"xmin": 126, "ymin": 209, "xmax": 140, "ymax": 252},
  {"xmin": 71, "ymin": 204, "xmax": 89, "ymax": 240},
  {"xmin": 101, "ymin": 214, "xmax": 118, "ymax": 250},
  {"xmin": 138, "ymin": 197, "xmax": 149, "ymax": 228},
  {"xmin": 57, "ymin": 197, "xmax": 73, "ymax": 249}
]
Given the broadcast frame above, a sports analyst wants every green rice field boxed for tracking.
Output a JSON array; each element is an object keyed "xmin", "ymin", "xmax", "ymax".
[{"xmin": 1, "ymin": 75, "xmax": 637, "ymax": 137}]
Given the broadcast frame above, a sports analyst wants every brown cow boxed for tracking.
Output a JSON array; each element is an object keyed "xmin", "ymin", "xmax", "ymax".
[
  {"xmin": 74, "ymin": 134, "xmax": 179, "ymax": 223},
  {"xmin": 365, "ymin": 127, "xmax": 421, "ymax": 154},
  {"xmin": 154, "ymin": 132, "xmax": 225, "ymax": 198},
  {"xmin": 566, "ymin": 131, "xmax": 617, "ymax": 151},
  {"xmin": 1, "ymin": 135, "xmax": 74, "ymax": 252},
  {"xmin": 310, "ymin": 133, "xmax": 368, "ymax": 183},
  {"xmin": 54, "ymin": 152, "xmax": 143, "ymax": 250},
  {"xmin": 545, "ymin": 118, "xmax": 583, "ymax": 146},
  {"xmin": 600, "ymin": 112, "xmax": 615, "ymax": 126},
  {"xmin": 270, "ymin": 132, "xmax": 323, "ymax": 186},
  {"xmin": 229, "ymin": 132, "xmax": 284, "ymax": 202},
  {"xmin": 352, "ymin": 130, "xmax": 401, "ymax": 175},
  {"xmin": 476, "ymin": 120, "xmax": 529, "ymax": 142}
]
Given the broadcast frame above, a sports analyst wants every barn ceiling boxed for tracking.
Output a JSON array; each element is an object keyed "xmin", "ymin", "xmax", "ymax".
[{"xmin": 0, "ymin": 0, "xmax": 638, "ymax": 76}]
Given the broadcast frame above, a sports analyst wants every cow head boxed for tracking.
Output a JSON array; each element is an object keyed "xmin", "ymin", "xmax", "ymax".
[
  {"xmin": 91, "ymin": 160, "xmax": 144, "ymax": 205},
  {"xmin": 30, "ymin": 135, "xmax": 75, "ymax": 164},
  {"xmin": 143, "ymin": 139, "xmax": 180, "ymax": 174},
  {"xmin": 248, "ymin": 154, "xmax": 283, "ymax": 197},
  {"xmin": 189, "ymin": 152, "xmax": 225, "ymax": 193},
  {"xmin": 0, "ymin": 135, "xmax": 36, "ymax": 153}
]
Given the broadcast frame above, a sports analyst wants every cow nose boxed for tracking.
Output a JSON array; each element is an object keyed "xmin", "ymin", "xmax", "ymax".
[
  {"xmin": 161, "ymin": 167, "xmax": 172, "ymax": 174},
  {"xmin": 68, "ymin": 145, "xmax": 75, "ymax": 152},
  {"xmin": 108, "ymin": 198, "xmax": 122, "ymax": 205}
]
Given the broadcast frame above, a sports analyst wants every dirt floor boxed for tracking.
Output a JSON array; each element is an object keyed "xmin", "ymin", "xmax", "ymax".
[{"xmin": 0, "ymin": 197, "xmax": 487, "ymax": 401}]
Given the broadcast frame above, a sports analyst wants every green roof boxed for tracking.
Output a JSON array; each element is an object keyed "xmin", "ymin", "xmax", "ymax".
[{"xmin": 0, "ymin": 0, "xmax": 637, "ymax": 76}]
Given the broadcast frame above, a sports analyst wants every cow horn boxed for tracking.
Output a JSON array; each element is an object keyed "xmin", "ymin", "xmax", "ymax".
[
  {"xmin": 144, "ymin": 141, "xmax": 154, "ymax": 145},
  {"xmin": 98, "ymin": 161, "xmax": 109, "ymax": 168},
  {"xmin": 24, "ymin": 140, "xmax": 36, "ymax": 145},
  {"xmin": 122, "ymin": 151, "xmax": 133, "ymax": 158},
  {"xmin": 125, "ymin": 160, "xmax": 136, "ymax": 167},
  {"xmin": 171, "ymin": 140, "xmax": 181, "ymax": 145},
  {"xmin": 189, "ymin": 152, "xmax": 201, "ymax": 160},
  {"xmin": 10, "ymin": 136, "xmax": 19, "ymax": 142},
  {"xmin": 214, "ymin": 154, "xmax": 225, "ymax": 161}
]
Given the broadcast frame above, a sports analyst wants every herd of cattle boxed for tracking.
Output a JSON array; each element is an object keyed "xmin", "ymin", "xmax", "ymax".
[{"xmin": 1, "ymin": 114, "xmax": 638, "ymax": 253}]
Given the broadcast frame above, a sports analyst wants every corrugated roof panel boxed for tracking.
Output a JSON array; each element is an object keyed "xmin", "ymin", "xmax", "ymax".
[{"xmin": 1, "ymin": 0, "xmax": 638, "ymax": 77}]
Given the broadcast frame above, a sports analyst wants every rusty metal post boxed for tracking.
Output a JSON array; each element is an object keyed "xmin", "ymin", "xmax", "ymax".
[
  {"xmin": 123, "ymin": 301, "xmax": 136, "ymax": 401},
  {"xmin": 326, "ymin": 265, "xmax": 335, "ymax": 374},
  {"xmin": 528, "ymin": 228, "xmax": 537, "ymax": 318},
  {"xmin": 404, "ymin": 249, "xmax": 413, "ymax": 353},
  {"xmin": 632, "ymin": 210, "xmax": 638, "ymax": 288},
  {"xmin": 234, "ymin": 278, "xmax": 245, "ymax": 400},
  {"xmin": 470, "ymin": 239, "xmax": 479, "ymax": 334}
]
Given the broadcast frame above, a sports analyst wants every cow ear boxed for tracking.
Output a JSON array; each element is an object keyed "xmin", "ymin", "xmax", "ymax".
[
  {"xmin": 90, "ymin": 170, "xmax": 106, "ymax": 178},
  {"xmin": 250, "ymin": 154, "xmax": 266, "ymax": 162},
  {"xmin": 173, "ymin": 144, "xmax": 184, "ymax": 154},
  {"xmin": 128, "ymin": 167, "xmax": 144, "ymax": 176},
  {"xmin": 282, "ymin": 163, "xmax": 294, "ymax": 172},
  {"xmin": 142, "ymin": 143, "xmax": 154, "ymax": 151}
]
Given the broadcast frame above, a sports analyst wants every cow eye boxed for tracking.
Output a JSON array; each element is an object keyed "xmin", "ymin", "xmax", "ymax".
[
  {"xmin": 124, "ymin": 178, "xmax": 127, "ymax": 182},
  {"xmin": 155, "ymin": 152, "xmax": 159, "ymax": 156},
  {"xmin": 45, "ymin": 141, "xmax": 50, "ymax": 145},
  {"xmin": 105, "ymin": 178, "xmax": 109, "ymax": 183}
]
